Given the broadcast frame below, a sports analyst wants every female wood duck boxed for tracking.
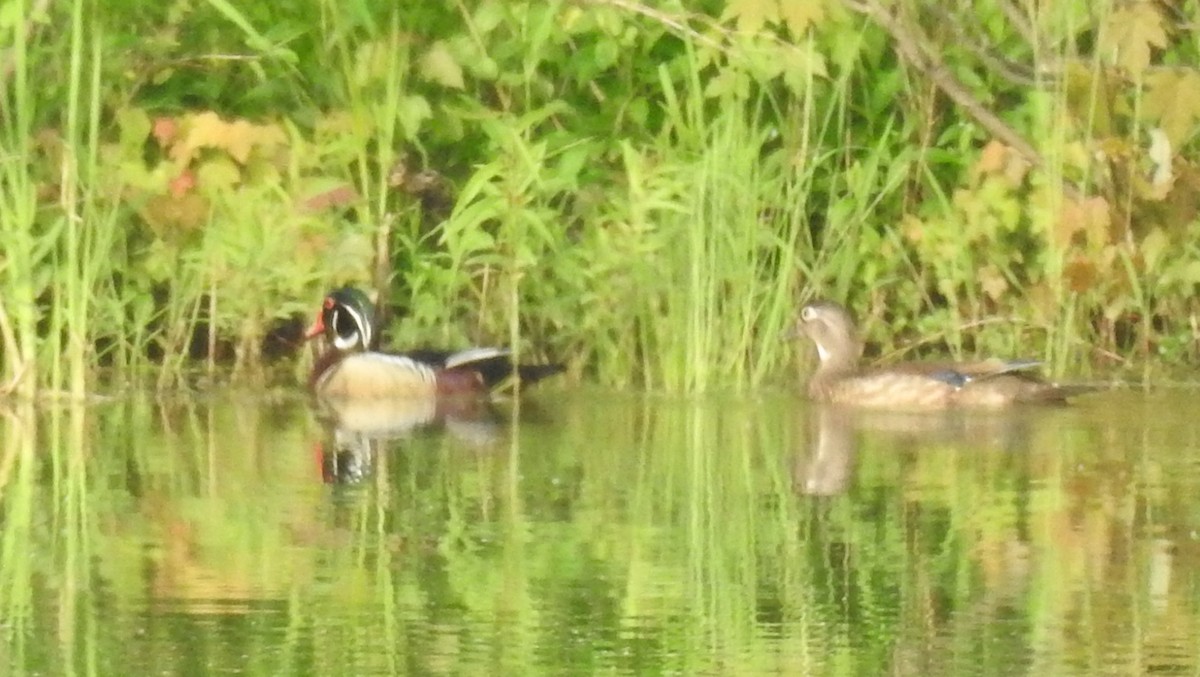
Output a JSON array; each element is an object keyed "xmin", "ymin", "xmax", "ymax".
[
  {"xmin": 305, "ymin": 287, "xmax": 563, "ymax": 399},
  {"xmin": 792, "ymin": 300, "xmax": 1091, "ymax": 410}
]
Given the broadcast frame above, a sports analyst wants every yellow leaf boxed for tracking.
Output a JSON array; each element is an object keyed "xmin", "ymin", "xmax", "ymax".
[
  {"xmin": 1181, "ymin": 260, "xmax": 1200, "ymax": 284},
  {"xmin": 899, "ymin": 214, "xmax": 925, "ymax": 244},
  {"xmin": 743, "ymin": 39, "xmax": 785, "ymax": 81},
  {"xmin": 420, "ymin": 41, "xmax": 465, "ymax": 89},
  {"xmin": 979, "ymin": 264, "xmax": 1008, "ymax": 300},
  {"xmin": 116, "ymin": 108, "xmax": 151, "ymax": 152},
  {"xmin": 224, "ymin": 119, "xmax": 261, "ymax": 164},
  {"xmin": 398, "ymin": 95, "xmax": 433, "ymax": 138},
  {"xmin": 171, "ymin": 112, "xmax": 287, "ymax": 166},
  {"xmin": 141, "ymin": 193, "xmax": 210, "ymax": 239},
  {"xmin": 195, "ymin": 157, "xmax": 242, "ymax": 194},
  {"xmin": 1063, "ymin": 63, "xmax": 1114, "ymax": 137},
  {"xmin": 722, "ymin": 0, "xmax": 778, "ymax": 34},
  {"xmin": 1139, "ymin": 226, "xmax": 1168, "ymax": 270},
  {"xmin": 170, "ymin": 111, "xmax": 222, "ymax": 165},
  {"xmin": 1142, "ymin": 69, "xmax": 1200, "ymax": 146},
  {"xmin": 703, "ymin": 68, "xmax": 750, "ymax": 99},
  {"xmin": 1103, "ymin": 2, "xmax": 1167, "ymax": 77},
  {"xmin": 779, "ymin": 0, "xmax": 826, "ymax": 37},
  {"xmin": 353, "ymin": 41, "xmax": 392, "ymax": 88},
  {"xmin": 780, "ymin": 42, "xmax": 827, "ymax": 92}
]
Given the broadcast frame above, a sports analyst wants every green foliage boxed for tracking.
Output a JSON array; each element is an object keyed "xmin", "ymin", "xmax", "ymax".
[{"xmin": 5, "ymin": 0, "xmax": 1200, "ymax": 392}]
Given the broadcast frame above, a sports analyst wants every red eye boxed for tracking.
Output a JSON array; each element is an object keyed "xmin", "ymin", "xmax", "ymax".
[{"xmin": 323, "ymin": 297, "xmax": 334, "ymax": 309}]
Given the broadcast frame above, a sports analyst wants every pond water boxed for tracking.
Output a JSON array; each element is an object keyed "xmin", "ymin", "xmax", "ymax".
[{"xmin": 0, "ymin": 385, "xmax": 1198, "ymax": 675}]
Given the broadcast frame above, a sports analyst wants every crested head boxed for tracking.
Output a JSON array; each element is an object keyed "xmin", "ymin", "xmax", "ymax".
[
  {"xmin": 305, "ymin": 287, "xmax": 377, "ymax": 352},
  {"xmin": 795, "ymin": 300, "xmax": 863, "ymax": 370}
]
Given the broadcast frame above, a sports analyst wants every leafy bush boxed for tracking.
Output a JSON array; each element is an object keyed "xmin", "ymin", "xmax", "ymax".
[{"xmin": 3, "ymin": 0, "xmax": 1200, "ymax": 393}]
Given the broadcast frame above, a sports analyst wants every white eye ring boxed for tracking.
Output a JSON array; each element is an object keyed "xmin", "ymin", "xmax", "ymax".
[
  {"xmin": 801, "ymin": 306, "xmax": 817, "ymax": 322},
  {"xmin": 330, "ymin": 306, "xmax": 370, "ymax": 351}
]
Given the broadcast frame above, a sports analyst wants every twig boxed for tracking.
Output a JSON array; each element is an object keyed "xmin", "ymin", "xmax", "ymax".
[
  {"xmin": 932, "ymin": 4, "xmax": 1048, "ymax": 88},
  {"xmin": 997, "ymin": 0, "xmax": 1039, "ymax": 48},
  {"xmin": 848, "ymin": 0, "xmax": 1046, "ymax": 169},
  {"xmin": 876, "ymin": 316, "xmax": 1021, "ymax": 362},
  {"xmin": 583, "ymin": 0, "xmax": 726, "ymax": 53}
]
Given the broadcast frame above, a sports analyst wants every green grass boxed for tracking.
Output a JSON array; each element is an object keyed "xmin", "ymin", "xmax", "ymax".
[{"xmin": 0, "ymin": 0, "xmax": 1197, "ymax": 395}]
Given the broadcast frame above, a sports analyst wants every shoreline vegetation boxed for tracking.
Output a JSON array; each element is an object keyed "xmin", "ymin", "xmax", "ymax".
[{"xmin": 2, "ymin": 0, "xmax": 1198, "ymax": 396}]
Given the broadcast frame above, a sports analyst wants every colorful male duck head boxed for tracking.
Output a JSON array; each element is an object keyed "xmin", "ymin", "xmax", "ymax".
[{"xmin": 305, "ymin": 287, "xmax": 376, "ymax": 352}]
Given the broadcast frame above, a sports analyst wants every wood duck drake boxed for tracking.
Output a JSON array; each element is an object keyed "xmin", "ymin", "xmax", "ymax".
[
  {"xmin": 305, "ymin": 287, "xmax": 563, "ymax": 399},
  {"xmin": 792, "ymin": 300, "xmax": 1092, "ymax": 410}
]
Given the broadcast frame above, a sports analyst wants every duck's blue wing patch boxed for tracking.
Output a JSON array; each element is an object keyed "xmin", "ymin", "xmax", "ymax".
[
  {"xmin": 928, "ymin": 359, "xmax": 1040, "ymax": 388},
  {"xmin": 927, "ymin": 369, "xmax": 971, "ymax": 388}
]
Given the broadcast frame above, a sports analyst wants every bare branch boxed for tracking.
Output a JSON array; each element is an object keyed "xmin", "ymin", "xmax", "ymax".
[
  {"xmin": 996, "ymin": 0, "xmax": 1038, "ymax": 48},
  {"xmin": 932, "ymin": 4, "xmax": 1046, "ymax": 88},
  {"xmin": 847, "ymin": 0, "xmax": 1046, "ymax": 168},
  {"xmin": 583, "ymin": 0, "xmax": 726, "ymax": 53}
]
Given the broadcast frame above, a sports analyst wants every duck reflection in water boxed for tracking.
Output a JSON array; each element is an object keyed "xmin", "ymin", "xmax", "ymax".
[
  {"xmin": 314, "ymin": 395, "xmax": 505, "ymax": 484},
  {"xmin": 794, "ymin": 405, "xmax": 857, "ymax": 496},
  {"xmin": 794, "ymin": 403, "xmax": 1048, "ymax": 497}
]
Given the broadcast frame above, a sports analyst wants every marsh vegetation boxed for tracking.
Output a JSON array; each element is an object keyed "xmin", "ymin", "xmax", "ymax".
[{"xmin": 2, "ymin": 0, "xmax": 1199, "ymax": 396}]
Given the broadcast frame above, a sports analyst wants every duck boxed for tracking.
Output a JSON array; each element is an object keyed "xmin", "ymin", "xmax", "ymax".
[
  {"xmin": 791, "ymin": 300, "xmax": 1092, "ymax": 410},
  {"xmin": 304, "ymin": 287, "xmax": 563, "ymax": 399}
]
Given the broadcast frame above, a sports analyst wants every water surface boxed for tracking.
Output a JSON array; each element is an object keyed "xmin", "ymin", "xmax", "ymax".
[{"xmin": 1, "ymin": 386, "xmax": 1198, "ymax": 675}]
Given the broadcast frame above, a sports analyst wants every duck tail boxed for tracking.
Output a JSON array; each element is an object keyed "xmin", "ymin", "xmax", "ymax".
[
  {"xmin": 513, "ymin": 362, "xmax": 567, "ymax": 386},
  {"xmin": 444, "ymin": 347, "xmax": 564, "ymax": 391},
  {"xmin": 990, "ymin": 358, "xmax": 1043, "ymax": 376}
]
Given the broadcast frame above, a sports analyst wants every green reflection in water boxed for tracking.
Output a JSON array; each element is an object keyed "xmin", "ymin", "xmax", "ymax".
[{"xmin": 0, "ymin": 388, "xmax": 1198, "ymax": 675}]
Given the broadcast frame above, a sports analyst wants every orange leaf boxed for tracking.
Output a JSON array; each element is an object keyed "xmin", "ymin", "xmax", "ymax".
[
  {"xmin": 168, "ymin": 170, "xmax": 195, "ymax": 198},
  {"xmin": 152, "ymin": 116, "xmax": 178, "ymax": 148},
  {"xmin": 972, "ymin": 140, "xmax": 1008, "ymax": 182},
  {"xmin": 1057, "ymin": 196, "xmax": 1110, "ymax": 248},
  {"xmin": 1063, "ymin": 257, "xmax": 1097, "ymax": 293},
  {"xmin": 298, "ymin": 183, "xmax": 360, "ymax": 213}
]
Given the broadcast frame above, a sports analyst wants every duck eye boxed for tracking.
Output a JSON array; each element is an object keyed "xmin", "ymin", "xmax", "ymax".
[
  {"xmin": 801, "ymin": 306, "xmax": 816, "ymax": 322},
  {"xmin": 330, "ymin": 309, "xmax": 356, "ymax": 339}
]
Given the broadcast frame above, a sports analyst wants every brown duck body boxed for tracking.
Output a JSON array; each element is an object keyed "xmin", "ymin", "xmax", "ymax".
[
  {"xmin": 795, "ymin": 301, "xmax": 1091, "ymax": 411},
  {"xmin": 807, "ymin": 360, "xmax": 1083, "ymax": 410}
]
